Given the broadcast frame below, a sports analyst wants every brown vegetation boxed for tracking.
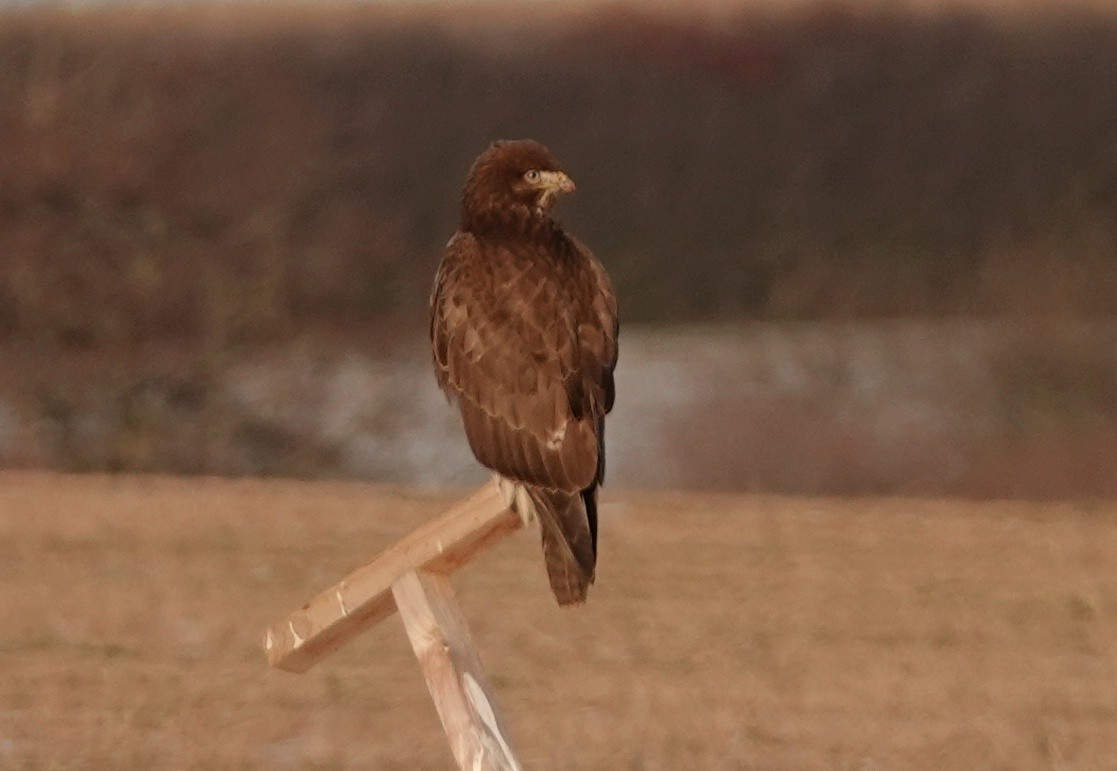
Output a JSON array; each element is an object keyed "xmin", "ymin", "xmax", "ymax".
[
  {"xmin": 1, "ymin": 472, "xmax": 1115, "ymax": 768},
  {"xmin": 2, "ymin": 2, "xmax": 1117, "ymax": 345},
  {"xmin": 2, "ymin": 3, "xmax": 1116, "ymax": 498}
]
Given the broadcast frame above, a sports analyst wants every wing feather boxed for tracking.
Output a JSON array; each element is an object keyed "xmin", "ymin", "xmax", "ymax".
[{"xmin": 431, "ymin": 231, "xmax": 615, "ymax": 493}]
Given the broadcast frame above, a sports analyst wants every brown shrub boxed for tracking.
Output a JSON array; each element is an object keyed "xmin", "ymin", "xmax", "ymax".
[{"xmin": 3, "ymin": 4, "xmax": 1117, "ymax": 341}]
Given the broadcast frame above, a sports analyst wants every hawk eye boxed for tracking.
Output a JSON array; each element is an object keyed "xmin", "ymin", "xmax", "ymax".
[{"xmin": 524, "ymin": 169, "xmax": 541, "ymax": 183}]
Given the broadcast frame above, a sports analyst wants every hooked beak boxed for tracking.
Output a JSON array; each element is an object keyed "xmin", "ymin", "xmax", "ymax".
[{"xmin": 538, "ymin": 170, "xmax": 576, "ymax": 194}]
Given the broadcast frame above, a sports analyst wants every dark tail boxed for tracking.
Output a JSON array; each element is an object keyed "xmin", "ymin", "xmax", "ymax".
[{"xmin": 527, "ymin": 487, "xmax": 596, "ymax": 605}]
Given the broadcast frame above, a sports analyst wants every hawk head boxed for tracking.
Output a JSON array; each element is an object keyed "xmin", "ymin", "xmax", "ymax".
[{"xmin": 459, "ymin": 139, "xmax": 576, "ymax": 235}]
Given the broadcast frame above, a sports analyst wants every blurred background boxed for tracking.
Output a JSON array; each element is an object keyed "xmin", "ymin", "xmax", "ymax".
[{"xmin": 1, "ymin": 0, "xmax": 1115, "ymax": 498}]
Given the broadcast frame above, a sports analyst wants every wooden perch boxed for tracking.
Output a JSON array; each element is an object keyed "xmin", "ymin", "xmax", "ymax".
[
  {"xmin": 264, "ymin": 481, "xmax": 520, "ymax": 673},
  {"xmin": 393, "ymin": 570, "xmax": 523, "ymax": 771}
]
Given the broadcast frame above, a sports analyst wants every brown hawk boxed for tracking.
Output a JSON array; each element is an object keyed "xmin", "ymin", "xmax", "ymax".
[{"xmin": 429, "ymin": 139, "xmax": 619, "ymax": 605}]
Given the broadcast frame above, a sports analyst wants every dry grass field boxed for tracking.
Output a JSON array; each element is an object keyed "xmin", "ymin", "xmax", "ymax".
[{"xmin": 1, "ymin": 473, "xmax": 1115, "ymax": 769}]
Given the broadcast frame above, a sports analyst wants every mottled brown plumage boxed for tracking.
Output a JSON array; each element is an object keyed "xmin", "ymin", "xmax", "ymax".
[{"xmin": 430, "ymin": 139, "xmax": 618, "ymax": 605}]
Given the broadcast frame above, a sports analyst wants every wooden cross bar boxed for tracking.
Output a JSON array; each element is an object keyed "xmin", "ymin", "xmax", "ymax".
[{"xmin": 264, "ymin": 481, "xmax": 524, "ymax": 770}]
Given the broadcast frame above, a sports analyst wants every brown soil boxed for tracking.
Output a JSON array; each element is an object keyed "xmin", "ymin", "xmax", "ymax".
[{"xmin": 1, "ymin": 472, "xmax": 1115, "ymax": 768}]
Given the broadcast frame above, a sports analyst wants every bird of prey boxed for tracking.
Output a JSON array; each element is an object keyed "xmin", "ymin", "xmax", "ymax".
[{"xmin": 429, "ymin": 140, "xmax": 619, "ymax": 605}]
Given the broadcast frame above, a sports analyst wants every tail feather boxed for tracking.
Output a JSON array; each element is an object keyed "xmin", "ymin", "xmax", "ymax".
[
  {"xmin": 498, "ymin": 476, "xmax": 596, "ymax": 605},
  {"xmin": 534, "ymin": 490, "xmax": 595, "ymax": 605}
]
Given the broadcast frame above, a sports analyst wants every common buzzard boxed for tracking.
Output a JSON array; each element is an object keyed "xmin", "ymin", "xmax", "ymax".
[{"xmin": 430, "ymin": 140, "xmax": 619, "ymax": 605}]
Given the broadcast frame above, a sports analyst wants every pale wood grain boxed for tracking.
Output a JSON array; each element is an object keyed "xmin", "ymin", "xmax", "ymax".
[
  {"xmin": 264, "ymin": 481, "xmax": 520, "ymax": 673},
  {"xmin": 393, "ymin": 570, "xmax": 522, "ymax": 771}
]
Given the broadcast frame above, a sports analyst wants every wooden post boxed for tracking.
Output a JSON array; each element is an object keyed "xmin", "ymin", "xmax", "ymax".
[
  {"xmin": 264, "ymin": 480, "xmax": 524, "ymax": 770},
  {"xmin": 393, "ymin": 570, "xmax": 522, "ymax": 771}
]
